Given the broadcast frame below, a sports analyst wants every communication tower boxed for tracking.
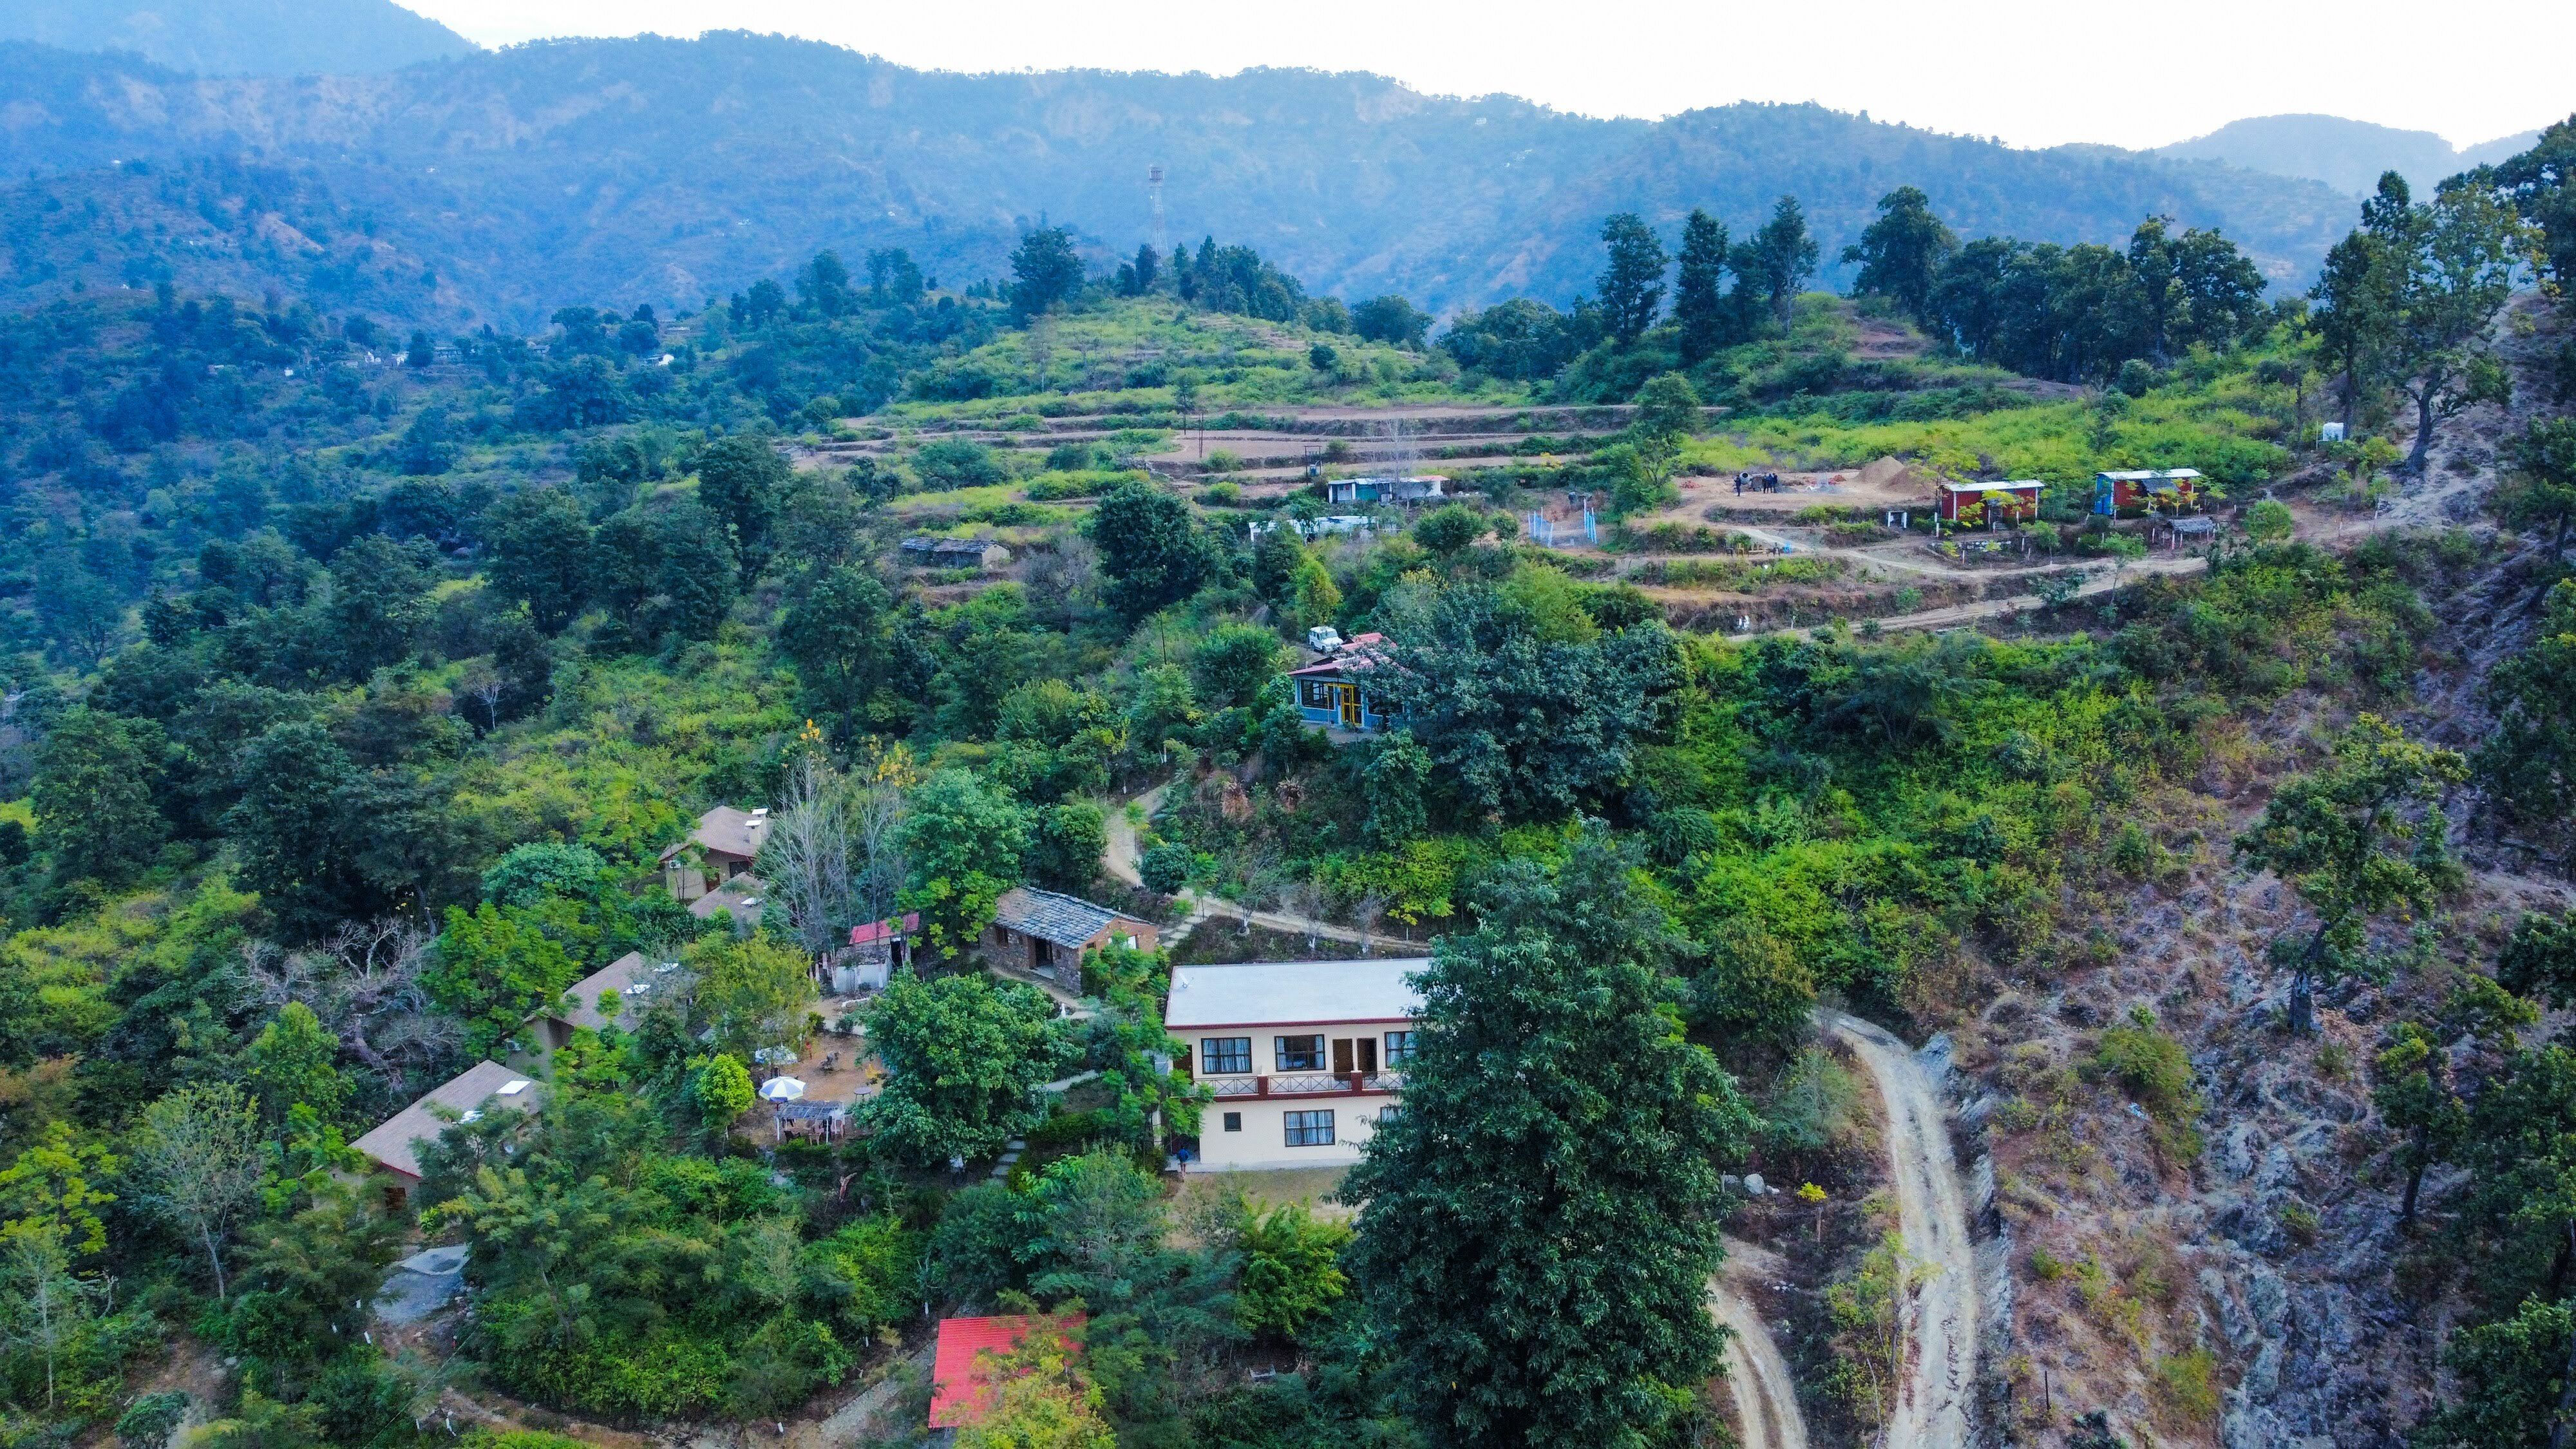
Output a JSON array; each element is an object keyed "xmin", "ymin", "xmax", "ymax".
[{"xmin": 1148, "ymin": 164, "xmax": 1168, "ymax": 256}]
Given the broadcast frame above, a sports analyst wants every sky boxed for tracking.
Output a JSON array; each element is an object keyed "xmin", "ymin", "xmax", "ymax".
[{"xmin": 401, "ymin": 0, "xmax": 2575, "ymax": 153}]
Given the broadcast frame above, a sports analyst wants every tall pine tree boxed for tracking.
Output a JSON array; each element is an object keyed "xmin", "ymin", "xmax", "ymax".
[
  {"xmin": 1673, "ymin": 209, "xmax": 1734, "ymax": 365},
  {"xmin": 1346, "ymin": 829, "xmax": 1756, "ymax": 1448}
]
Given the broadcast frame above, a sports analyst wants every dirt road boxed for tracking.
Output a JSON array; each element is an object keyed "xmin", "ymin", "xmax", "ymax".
[
  {"xmin": 1726, "ymin": 554, "xmax": 2209, "ymax": 641},
  {"xmin": 1712, "ymin": 1238, "xmax": 1810, "ymax": 1449},
  {"xmin": 1826, "ymin": 1012, "xmax": 1975, "ymax": 1449}
]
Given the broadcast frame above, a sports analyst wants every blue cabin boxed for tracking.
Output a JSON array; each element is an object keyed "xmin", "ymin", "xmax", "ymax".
[{"xmin": 1288, "ymin": 634, "xmax": 1401, "ymax": 733}]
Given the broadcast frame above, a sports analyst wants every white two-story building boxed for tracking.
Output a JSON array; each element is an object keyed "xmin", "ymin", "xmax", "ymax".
[{"xmin": 1166, "ymin": 957, "xmax": 1426, "ymax": 1171}]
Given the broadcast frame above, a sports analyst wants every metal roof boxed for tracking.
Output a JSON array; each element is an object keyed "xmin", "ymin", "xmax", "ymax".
[
  {"xmin": 1166, "ymin": 958, "xmax": 1429, "ymax": 1030},
  {"xmin": 2095, "ymin": 468, "xmax": 2204, "ymax": 482},
  {"xmin": 1934, "ymin": 479, "xmax": 2043, "ymax": 493},
  {"xmin": 352, "ymin": 1061, "xmax": 537, "ymax": 1180},
  {"xmin": 992, "ymin": 886, "xmax": 1139, "ymax": 951}
]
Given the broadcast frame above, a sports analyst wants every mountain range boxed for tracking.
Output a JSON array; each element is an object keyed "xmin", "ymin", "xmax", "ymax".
[
  {"xmin": 0, "ymin": 0, "xmax": 473, "ymax": 77},
  {"xmin": 2154, "ymin": 113, "xmax": 2547, "ymax": 197}
]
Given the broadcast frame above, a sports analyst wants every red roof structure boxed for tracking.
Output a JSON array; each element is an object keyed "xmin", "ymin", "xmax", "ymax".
[
  {"xmin": 848, "ymin": 913, "xmax": 920, "ymax": 947},
  {"xmin": 930, "ymin": 1314, "xmax": 1086, "ymax": 1428}
]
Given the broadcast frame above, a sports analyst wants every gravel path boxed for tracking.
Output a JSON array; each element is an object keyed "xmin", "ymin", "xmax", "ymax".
[
  {"xmin": 1711, "ymin": 1237, "xmax": 1809, "ymax": 1449},
  {"xmin": 1826, "ymin": 1011, "xmax": 1975, "ymax": 1449}
]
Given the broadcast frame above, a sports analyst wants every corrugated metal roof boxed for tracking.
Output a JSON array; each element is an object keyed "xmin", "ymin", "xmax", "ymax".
[
  {"xmin": 931, "ymin": 1316, "xmax": 1086, "ymax": 1428},
  {"xmin": 1166, "ymin": 958, "xmax": 1429, "ymax": 1029},
  {"xmin": 1934, "ymin": 479, "xmax": 2043, "ymax": 493},
  {"xmin": 2095, "ymin": 468, "xmax": 2204, "ymax": 482},
  {"xmin": 351, "ymin": 1061, "xmax": 537, "ymax": 1180},
  {"xmin": 993, "ymin": 887, "xmax": 1138, "ymax": 950}
]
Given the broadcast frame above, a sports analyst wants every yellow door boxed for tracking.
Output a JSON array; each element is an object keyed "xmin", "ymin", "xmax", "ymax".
[{"xmin": 1337, "ymin": 685, "xmax": 1362, "ymax": 727}]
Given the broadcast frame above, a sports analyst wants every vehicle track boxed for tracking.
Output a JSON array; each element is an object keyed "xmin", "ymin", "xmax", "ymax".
[
  {"xmin": 1826, "ymin": 1011, "xmax": 1976, "ymax": 1449},
  {"xmin": 1711, "ymin": 1238, "xmax": 1808, "ymax": 1449}
]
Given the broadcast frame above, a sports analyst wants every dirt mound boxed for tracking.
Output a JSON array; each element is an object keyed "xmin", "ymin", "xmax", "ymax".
[{"xmin": 1856, "ymin": 455, "xmax": 1929, "ymax": 491}]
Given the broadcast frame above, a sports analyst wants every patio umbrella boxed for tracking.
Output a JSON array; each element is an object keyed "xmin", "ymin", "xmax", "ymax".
[{"xmin": 759, "ymin": 1077, "xmax": 807, "ymax": 1102}]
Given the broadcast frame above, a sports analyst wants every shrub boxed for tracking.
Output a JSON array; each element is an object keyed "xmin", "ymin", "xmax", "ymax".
[
  {"xmin": 2085, "ymin": 1007, "xmax": 2204, "ymax": 1162},
  {"xmin": 913, "ymin": 439, "xmax": 1008, "ymax": 490},
  {"xmin": 2152, "ymin": 1349, "xmax": 2220, "ymax": 1426},
  {"xmin": 1139, "ymin": 842, "xmax": 1193, "ymax": 895}
]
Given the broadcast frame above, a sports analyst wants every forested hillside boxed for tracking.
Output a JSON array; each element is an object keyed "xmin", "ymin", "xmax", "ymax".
[
  {"xmin": 0, "ymin": 33, "xmax": 2362, "ymax": 325},
  {"xmin": 0, "ymin": 0, "xmax": 473, "ymax": 78},
  {"xmin": 0, "ymin": 46, "xmax": 2573, "ymax": 1449}
]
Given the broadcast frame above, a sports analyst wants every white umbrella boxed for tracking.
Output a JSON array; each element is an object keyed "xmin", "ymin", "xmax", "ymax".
[{"xmin": 759, "ymin": 1077, "xmax": 807, "ymax": 1102}]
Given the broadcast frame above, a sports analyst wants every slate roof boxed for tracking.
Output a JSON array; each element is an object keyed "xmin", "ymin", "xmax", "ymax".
[
  {"xmin": 1166, "ymin": 958, "xmax": 1430, "ymax": 1030},
  {"xmin": 352, "ymin": 1061, "xmax": 538, "ymax": 1180},
  {"xmin": 991, "ymin": 886, "xmax": 1135, "ymax": 951}
]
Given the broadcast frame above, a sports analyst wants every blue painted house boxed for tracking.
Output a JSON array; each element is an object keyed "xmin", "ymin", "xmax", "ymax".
[{"xmin": 1289, "ymin": 633, "xmax": 1402, "ymax": 732}]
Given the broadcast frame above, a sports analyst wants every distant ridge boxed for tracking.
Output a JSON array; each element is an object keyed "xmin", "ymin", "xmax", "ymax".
[
  {"xmin": 2154, "ymin": 113, "xmax": 2544, "ymax": 196},
  {"xmin": 0, "ymin": 0, "xmax": 474, "ymax": 77}
]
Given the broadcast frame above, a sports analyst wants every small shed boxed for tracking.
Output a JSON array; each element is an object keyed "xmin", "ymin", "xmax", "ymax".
[
  {"xmin": 1323, "ymin": 475, "xmax": 1447, "ymax": 506},
  {"xmin": 2093, "ymin": 468, "xmax": 2204, "ymax": 517},
  {"xmin": 989, "ymin": 887, "xmax": 1159, "ymax": 988},
  {"xmin": 900, "ymin": 535, "xmax": 1012, "ymax": 569},
  {"xmin": 831, "ymin": 913, "xmax": 919, "ymax": 992},
  {"xmin": 1932, "ymin": 480, "xmax": 2044, "ymax": 526},
  {"xmin": 2151, "ymin": 515, "xmax": 2220, "ymax": 549}
]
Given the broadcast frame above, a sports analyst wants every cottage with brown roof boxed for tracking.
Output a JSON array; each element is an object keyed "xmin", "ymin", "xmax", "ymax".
[
  {"xmin": 987, "ymin": 887, "xmax": 1158, "ymax": 989},
  {"xmin": 352, "ymin": 1061, "xmax": 541, "ymax": 1206},
  {"xmin": 660, "ymin": 806, "xmax": 771, "ymax": 902}
]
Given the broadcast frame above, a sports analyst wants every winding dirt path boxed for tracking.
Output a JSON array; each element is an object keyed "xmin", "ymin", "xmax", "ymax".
[
  {"xmin": 1826, "ymin": 1011, "xmax": 1975, "ymax": 1449},
  {"xmin": 1712, "ymin": 1238, "xmax": 1808, "ymax": 1449},
  {"xmin": 1104, "ymin": 784, "xmax": 1376, "ymax": 947}
]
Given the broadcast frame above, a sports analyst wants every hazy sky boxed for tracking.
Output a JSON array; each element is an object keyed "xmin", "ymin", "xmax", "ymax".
[{"xmin": 402, "ymin": 0, "xmax": 2573, "ymax": 152}]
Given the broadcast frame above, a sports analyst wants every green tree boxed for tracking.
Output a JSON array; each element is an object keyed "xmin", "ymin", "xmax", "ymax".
[
  {"xmin": 685, "ymin": 934, "xmax": 818, "ymax": 1059},
  {"xmin": 1361, "ymin": 732, "xmax": 1432, "ymax": 849},
  {"xmin": 863, "ymin": 972, "xmax": 1071, "ymax": 1164},
  {"xmin": 2307, "ymin": 223, "xmax": 2401, "ymax": 433},
  {"xmin": 32, "ymin": 708, "xmax": 164, "ymax": 887},
  {"xmin": 225, "ymin": 721, "xmax": 378, "ymax": 939},
  {"xmin": 1595, "ymin": 214, "xmax": 1667, "ymax": 347},
  {"xmin": 2501, "ymin": 416, "xmax": 2576, "ymax": 561},
  {"xmin": 692, "ymin": 1053, "xmax": 755, "ymax": 1137},
  {"xmin": 2365, "ymin": 173, "xmax": 2526, "ymax": 472},
  {"xmin": 1233, "ymin": 1199, "xmax": 1350, "ymax": 1340},
  {"xmin": 483, "ymin": 489, "xmax": 593, "ymax": 634},
  {"xmin": 425, "ymin": 903, "xmax": 579, "ymax": 1058},
  {"xmin": 1085, "ymin": 482, "xmax": 1215, "ymax": 623},
  {"xmin": 1739, "ymin": 194, "xmax": 1821, "ymax": 333},
  {"xmin": 2411, "ymin": 1296, "xmax": 2571, "ymax": 1449},
  {"xmin": 125, "ymin": 1084, "xmax": 265, "ymax": 1300},
  {"xmin": 1346, "ymin": 832, "xmax": 1756, "ymax": 1448},
  {"xmin": 220, "ymin": 1177, "xmax": 404, "ymax": 1372},
  {"xmin": 779, "ymin": 565, "xmax": 892, "ymax": 737},
  {"xmin": 1029, "ymin": 802, "xmax": 1108, "ymax": 894},
  {"xmin": 32, "ymin": 550, "xmax": 120, "ymax": 667},
  {"xmin": 1672, "ymin": 209, "xmax": 1735, "ymax": 365},
  {"xmin": 1411, "ymin": 505, "xmax": 1486, "ymax": 559},
  {"xmin": 324, "ymin": 536, "xmax": 436, "ymax": 679},
  {"xmin": 2373, "ymin": 1021, "xmax": 2466, "ymax": 1224},
  {"xmin": 1010, "ymin": 226, "xmax": 1085, "ymax": 317},
  {"xmin": 2233, "ymin": 714, "xmax": 2468, "ymax": 1035},
  {"xmin": 1352, "ymin": 295, "xmax": 1432, "ymax": 348},
  {"xmin": 0, "ymin": 1221, "xmax": 113, "ymax": 1414},
  {"xmin": 245, "ymin": 1004, "xmax": 349, "ymax": 1133},
  {"xmin": 1191, "ymin": 623, "xmax": 1285, "ymax": 711},
  {"xmin": 1842, "ymin": 186, "xmax": 1957, "ymax": 323},
  {"xmin": 697, "ymin": 435, "xmax": 791, "ymax": 583},
  {"xmin": 898, "ymin": 768, "xmax": 1033, "ymax": 959},
  {"xmin": 2241, "ymin": 498, "xmax": 2296, "ymax": 544}
]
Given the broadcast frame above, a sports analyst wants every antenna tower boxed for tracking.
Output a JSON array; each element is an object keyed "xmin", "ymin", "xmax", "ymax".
[{"xmin": 1148, "ymin": 164, "xmax": 1168, "ymax": 256}]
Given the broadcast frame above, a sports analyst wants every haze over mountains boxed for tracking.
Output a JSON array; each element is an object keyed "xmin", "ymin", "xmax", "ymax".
[
  {"xmin": 2154, "ymin": 113, "xmax": 2544, "ymax": 196},
  {"xmin": 0, "ymin": 1, "xmax": 2545, "ymax": 328},
  {"xmin": 0, "ymin": 0, "xmax": 474, "ymax": 77}
]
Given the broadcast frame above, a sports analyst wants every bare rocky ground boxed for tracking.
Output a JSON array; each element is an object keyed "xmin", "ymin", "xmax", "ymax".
[{"xmin": 1922, "ymin": 294, "xmax": 2575, "ymax": 1449}]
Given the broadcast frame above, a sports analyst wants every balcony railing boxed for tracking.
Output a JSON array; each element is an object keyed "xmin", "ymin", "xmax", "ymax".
[{"xmin": 1198, "ymin": 1072, "xmax": 1406, "ymax": 1099}]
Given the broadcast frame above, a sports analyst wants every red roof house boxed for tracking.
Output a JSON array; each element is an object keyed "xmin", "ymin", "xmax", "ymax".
[{"xmin": 929, "ymin": 1314, "xmax": 1086, "ymax": 1429}]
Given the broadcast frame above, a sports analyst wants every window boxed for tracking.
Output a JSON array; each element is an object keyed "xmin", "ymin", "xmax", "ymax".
[
  {"xmin": 1222, "ymin": 1112, "xmax": 1242, "ymax": 1133},
  {"xmin": 1200, "ymin": 1037, "xmax": 1251, "ymax": 1075},
  {"xmin": 1378, "ymin": 1104, "xmax": 1403, "ymax": 1124},
  {"xmin": 1275, "ymin": 1035, "xmax": 1325, "ymax": 1072},
  {"xmin": 1384, "ymin": 1030, "xmax": 1417, "ymax": 1066},
  {"xmin": 1283, "ymin": 1110, "xmax": 1335, "ymax": 1147}
]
